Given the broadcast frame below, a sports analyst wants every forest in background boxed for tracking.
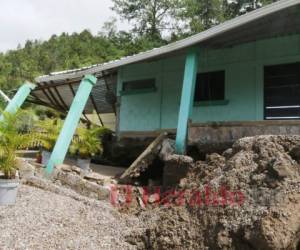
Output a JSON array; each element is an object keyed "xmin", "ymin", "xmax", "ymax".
[{"xmin": 0, "ymin": 0, "xmax": 278, "ymax": 92}]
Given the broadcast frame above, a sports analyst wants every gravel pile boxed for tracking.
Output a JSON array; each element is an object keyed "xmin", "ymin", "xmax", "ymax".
[{"xmin": 0, "ymin": 184, "xmax": 140, "ymax": 250}]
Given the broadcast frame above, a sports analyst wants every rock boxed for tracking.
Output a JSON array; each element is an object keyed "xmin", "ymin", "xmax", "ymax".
[
  {"xmin": 206, "ymin": 153, "xmax": 226, "ymax": 168},
  {"xmin": 56, "ymin": 164, "xmax": 82, "ymax": 175},
  {"xmin": 84, "ymin": 172, "xmax": 105, "ymax": 184},
  {"xmin": 272, "ymin": 161, "xmax": 295, "ymax": 179},
  {"xmin": 56, "ymin": 164, "xmax": 72, "ymax": 172},
  {"xmin": 179, "ymin": 178, "xmax": 188, "ymax": 188},
  {"xmin": 222, "ymin": 148, "xmax": 234, "ymax": 159},
  {"xmin": 159, "ymin": 139, "xmax": 175, "ymax": 161},
  {"xmin": 52, "ymin": 168, "xmax": 109, "ymax": 200},
  {"xmin": 70, "ymin": 165, "xmax": 82, "ymax": 174},
  {"xmin": 16, "ymin": 158, "xmax": 35, "ymax": 179},
  {"xmin": 84, "ymin": 181, "xmax": 110, "ymax": 200},
  {"xmin": 148, "ymin": 193, "xmax": 160, "ymax": 204}
]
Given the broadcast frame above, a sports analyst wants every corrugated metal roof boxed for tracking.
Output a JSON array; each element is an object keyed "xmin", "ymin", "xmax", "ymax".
[
  {"xmin": 30, "ymin": 0, "xmax": 300, "ymax": 120},
  {"xmin": 30, "ymin": 74, "xmax": 117, "ymax": 114},
  {"xmin": 36, "ymin": 0, "xmax": 300, "ymax": 83}
]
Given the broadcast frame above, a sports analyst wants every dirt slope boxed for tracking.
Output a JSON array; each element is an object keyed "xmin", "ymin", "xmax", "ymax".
[{"xmin": 128, "ymin": 135, "xmax": 300, "ymax": 250}]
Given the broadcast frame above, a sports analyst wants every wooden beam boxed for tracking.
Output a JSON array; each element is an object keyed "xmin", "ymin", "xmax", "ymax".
[
  {"xmin": 28, "ymin": 93, "xmax": 90, "ymax": 124},
  {"xmin": 30, "ymin": 92, "xmax": 46, "ymax": 104},
  {"xmin": 45, "ymin": 84, "xmax": 65, "ymax": 111},
  {"xmin": 53, "ymin": 86, "xmax": 69, "ymax": 111},
  {"xmin": 103, "ymin": 75, "xmax": 117, "ymax": 115},
  {"xmin": 35, "ymin": 78, "xmax": 81, "ymax": 91},
  {"xmin": 52, "ymin": 85, "xmax": 95, "ymax": 123},
  {"xmin": 89, "ymin": 93, "xmax": 104, "ymax": 126},
  {"xmin": 36, "ymin": 83, "xmax": 57, "ymax": 108},
  {"xmin": 119, "ymin": 132, "xmax": 168, "ymax": 181},
  {"xmin": 67, "ymin": 82, "xmax": 76, "ymax": 96},
  {"xmin": 26, "ymin": 99, "xmax": 66, "ymax": 113}
]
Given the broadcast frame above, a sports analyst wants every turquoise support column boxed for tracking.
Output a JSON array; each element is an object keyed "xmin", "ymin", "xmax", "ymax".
[
  {"xmin": 1, "ymin": 82, "xmax": 36, "ymax": 117},
  {"xmin": 46, "ymin": 75, "xmax": 97, "ymax": 173},
  {"xmin": 175, "ymin": 49, "xmax": 198, "ymax": 154}
]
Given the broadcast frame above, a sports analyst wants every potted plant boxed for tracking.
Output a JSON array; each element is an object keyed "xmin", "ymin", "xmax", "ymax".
[
  {"xmin": 35, "ymin": 118, "xmax": 63, "ymax": 165},
  {"xmin": 0, "ymin": 110, "xmax": 36, "ymax": 205},
  {"xmin": 69, "ymin": 126, "xmax": 108, "ymax": 171}
]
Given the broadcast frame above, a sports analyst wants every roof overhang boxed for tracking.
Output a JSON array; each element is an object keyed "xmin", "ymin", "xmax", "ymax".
[
  {"xmin": 36, "ymin": 0, "xmax": 300, "ymax": 83},
  {"xmin": 30, "ymin": 0, "xmax": 300, "ymax": 118}
]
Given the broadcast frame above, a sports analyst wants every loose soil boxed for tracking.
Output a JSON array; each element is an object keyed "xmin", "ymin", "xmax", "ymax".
[
  {"xmin": 0, "ymin": 135, "xmax": 299, "ymax": 250},
  {"xmin": 127, "ymin": 135, "xmax": 300, "ymax": 250}
]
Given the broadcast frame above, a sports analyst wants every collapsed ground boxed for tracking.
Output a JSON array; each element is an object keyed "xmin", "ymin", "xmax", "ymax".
[
  {"xmin": 0, "ymin": 135, "xmax": 299, "ymax": 250},
  {"xmin": 127, "ymin": 135, "xmax": 300, "ymax": 250}
]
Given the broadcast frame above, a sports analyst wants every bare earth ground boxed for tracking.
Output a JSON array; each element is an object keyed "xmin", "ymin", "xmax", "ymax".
[{"xmin": 0, "ymin": 184, "xmax": 139, "ymax": 250}]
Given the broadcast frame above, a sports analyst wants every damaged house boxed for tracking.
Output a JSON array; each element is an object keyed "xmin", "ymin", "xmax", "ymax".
[{"xmin": 27, "ymin": 0, "xmax": 300, "ymax": 171}]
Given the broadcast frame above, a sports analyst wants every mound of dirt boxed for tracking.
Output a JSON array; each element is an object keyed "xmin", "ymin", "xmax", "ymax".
[{"xmin": 128, "ymin": 135, "xmax": 300, "ymax": 249}]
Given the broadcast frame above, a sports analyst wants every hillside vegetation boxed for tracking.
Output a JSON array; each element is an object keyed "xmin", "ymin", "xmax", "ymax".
[
  {"xmin": 0, "ymin": 30, "xmax": 166, "ymax": 92},
  {"xmin": 0, "ymin": 0, "xmax": 277, "ymax": 92}
]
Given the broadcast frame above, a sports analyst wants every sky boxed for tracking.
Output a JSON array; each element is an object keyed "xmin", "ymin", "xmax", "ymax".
[{"xmin": 0, "ymin": 0, "xmax": 129, "ymax": 52}]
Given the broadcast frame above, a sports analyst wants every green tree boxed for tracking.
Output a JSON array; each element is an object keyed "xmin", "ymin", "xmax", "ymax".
[
  {"xmin": 223, "ymin": 0, "xmax": 279, "ymax": 19},
  {"xmin": 178, "ymin": 0, "xmax": 224, "ymax": 33},
  {"xmin": 0, "ymin": 26, "xmax": 166, "ymax": 94},
  {"xmin": 112, "ymin": 0, "xmax": 178, "ymax": 39}
]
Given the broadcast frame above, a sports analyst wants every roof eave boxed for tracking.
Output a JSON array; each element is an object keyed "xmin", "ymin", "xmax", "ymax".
[{"xmin": 36, "ymin": 0, "xmax": 300, "ymax": 83}]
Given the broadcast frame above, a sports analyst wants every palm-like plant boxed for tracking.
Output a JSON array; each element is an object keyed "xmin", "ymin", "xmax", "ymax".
[
  {"xmin": 0, "ymin": 110, "xmax": 37, "ymax": 179},
  {"xmin": 34, "ymin": 118, "xmax": 63, "ymax": 151},
  {"xmin": 69, "ymin": 126, "xmax": 109, "ymax": 159}
]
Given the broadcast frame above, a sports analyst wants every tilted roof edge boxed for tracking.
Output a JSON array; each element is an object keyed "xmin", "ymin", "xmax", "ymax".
[{"xmin": 36, "ymin": 0, "xmax": 300, "ymax": 83}]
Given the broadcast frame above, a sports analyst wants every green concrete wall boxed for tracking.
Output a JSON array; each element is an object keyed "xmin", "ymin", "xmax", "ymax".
[{"xmin": 117, "ymin": 34, "xmax": 300, "ymax": 132}]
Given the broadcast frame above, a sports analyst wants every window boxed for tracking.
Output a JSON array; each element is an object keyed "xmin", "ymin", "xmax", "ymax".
[
  {"xmin": 122, "ymin": 78, "xmax": 156, "ymax": 92},
  {"xmin": 194, "ymin": 71, "xmax": 225, "ymax": 103},
  {"xmin": 264, "ymin": 62, "xmax": 300, "ymax": 120}
]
